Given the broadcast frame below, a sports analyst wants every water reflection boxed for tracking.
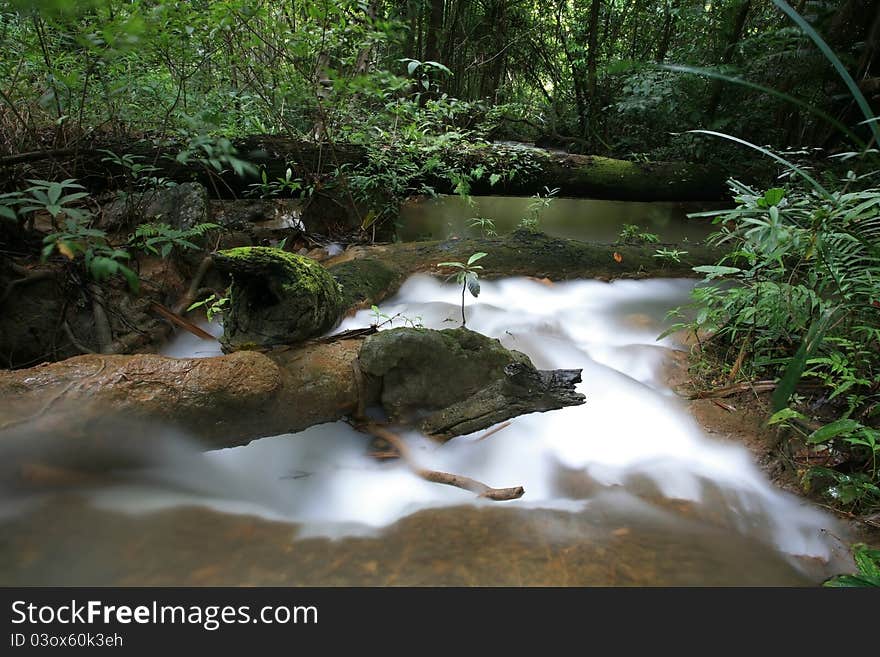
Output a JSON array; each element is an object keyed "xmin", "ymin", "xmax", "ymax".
[{"xmin": 398, "ymin": 195, "xmax": 723, "ymax": 243}]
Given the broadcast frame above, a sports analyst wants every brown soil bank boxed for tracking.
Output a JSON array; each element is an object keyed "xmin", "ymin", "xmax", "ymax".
[{"xmin": 665, "ymin": 349, "xmax": 880, "ymax": 552}]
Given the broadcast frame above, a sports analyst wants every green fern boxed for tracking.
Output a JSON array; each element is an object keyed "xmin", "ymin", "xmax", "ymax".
[{"xmin": 129, "ymin": 222, "xmax": 221, "ymax": 258}]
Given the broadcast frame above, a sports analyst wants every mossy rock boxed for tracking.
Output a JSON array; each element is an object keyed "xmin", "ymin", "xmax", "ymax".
[
  {"xmin": 214, "ymin": 246, "xmax": 344, "ymax": 350},
  {"xmin": 358, "ymin": 327, "xmax": 531, "ymax": 421},
  {"xmin": 329, "ymin": 257, "xmax": 403, "ymax": 308}
]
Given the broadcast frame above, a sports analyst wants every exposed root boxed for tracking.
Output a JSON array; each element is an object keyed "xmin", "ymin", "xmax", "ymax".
[
  {"xmin": 62, "ymin": 321, "xmax": 97, "ymax": 355},
  {"xmin": 357, "ymin": 422, "xmax": 524, "ymax": 501},
  {"xmin": 0, "ymin": 269, "xmax": 55, "ymax": 304},
  {"xmin": 684, "ymin": 380, "xmax": 825, "ymax": 400},
  {"xmin": 89, "ymin": 284, "xmax": 113, "ymax": 354}
]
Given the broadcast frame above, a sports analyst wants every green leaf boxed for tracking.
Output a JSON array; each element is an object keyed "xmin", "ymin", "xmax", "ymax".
[
  {"xmin": 692, "ymin": 265, "xmax": 742, "ymax": 278},
  {"xmin": 807, "ymin": 419, "xmax": 861, "ymax": 444},
  {"xmin": 407, "ymin": 60, "xmax": 420, "ymax": 76},
  {"xmin": 438, "ymin": 261, "xmax": 465, "ymax": 269},
  {"xmin": 47, "ymin": 183, "xmax": 62, "ymax": 206},
  {"xmin": 853, "ymin": 544, "xmax": 880, "ymax": 580},
  {"xmin": 0, "ymin": 206, "xmax": 17, "ymax": 220},
  {"xmin": 489, "ymin": 173, "xmax": 501, "ymax": 186},
  {"xmin": 118, "ymin": 263, "xmax": 140, "ymax": 293},
  {"xmin": 660, "ymin": 64, "xmax": 863, "ymax": 148},
  {"xmin": 467, "ymin": 252, "xmax": 488, "ymax": 265},
  {"xmin": 823, "ymin": 574, "xmax": 880, "ymax": 587},
  {"xmin": 768, "ymin": 408, "xmax": 807, "ymax": 426},
  {"xmin": 771, "ymin": 309, "xmax": 835, "ymax": 412},
  {"xmin": 763, "ymin": 188, "xmax": 785, "ymax": 206},
  {"xmin": 773, "ymin": 0, "xmax": 880, "ymax": 146},
  {"xmin": 466, "ymin": 271, "xmax": 480, "ymax": 298},
  {"xmin": 687, "ymin": 130, "xmax": 831, "ymax": 199}
]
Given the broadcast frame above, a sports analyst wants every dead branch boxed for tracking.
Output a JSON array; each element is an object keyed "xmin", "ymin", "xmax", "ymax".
[
  {"xmin": 357, "ymin": 422, "xmax": 524, "ymax": 501},
  {"xmin": 149, "ymin": 301, "xmax": 215, "ymax": 340},
  {"xmin": 475, "ymin": 421, "xmax": 512, "ymax": 442}
]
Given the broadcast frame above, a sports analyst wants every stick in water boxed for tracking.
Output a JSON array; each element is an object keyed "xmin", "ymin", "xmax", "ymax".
[{"xmin": 359, "ymin": 423, "xmax": 524, "ymax": 501}]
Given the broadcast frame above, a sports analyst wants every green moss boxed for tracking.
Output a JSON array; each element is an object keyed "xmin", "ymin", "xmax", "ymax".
[
  {"xmin": 329, "ymin": 257, "xmax": 403, "ymax": 308},
  {"xmin": 358, "ymin": 327, "xmax": 531, "ymax": 419},
  {"xmin": 214, "ymin": 246, "xmax": 345, "ymax": 350}
]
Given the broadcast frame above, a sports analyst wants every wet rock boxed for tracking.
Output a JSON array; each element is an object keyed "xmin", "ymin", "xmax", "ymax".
[
  {"xmin": 100, "ymin": 182, "xmax": 209, "ymax": 231},
  {"xmin": 358, "ymin": 327, "xmax": 532, "ymax": 420},
  {"xmin": 214, "ymin": 246, "xmax": 344, "ymax": 350}
]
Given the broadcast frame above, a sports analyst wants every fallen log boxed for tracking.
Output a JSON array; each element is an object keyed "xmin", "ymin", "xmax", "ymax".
[
  {"xmin": 6, "ymin": 135, "xmax": 727, "ymax": 203},
  {"xmin": 325, "ymin": 229, "xmax": 723, "ymax": 312},
  {"xmin": 0, "ymin": 328, "xmax": 584, "ymax": 455}
]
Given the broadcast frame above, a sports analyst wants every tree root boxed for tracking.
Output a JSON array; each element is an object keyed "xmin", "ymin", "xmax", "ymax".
[
  {"xmin": 0, "ymin": 269, "xmax": 55, "ymax": 305},
  {"xmin": 356, "ymin": 422, "xmax": 525, "ymax": 501}
]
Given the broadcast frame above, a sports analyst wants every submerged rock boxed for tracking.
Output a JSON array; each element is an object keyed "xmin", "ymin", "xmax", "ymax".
[{"xmin": 214, "ymin": 246, "xmax": 344, "ymax": 350}]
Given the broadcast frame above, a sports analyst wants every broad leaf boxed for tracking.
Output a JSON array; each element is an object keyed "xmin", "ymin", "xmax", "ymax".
[
  {"xmin": 692, "ymin": 265, "xmax": 742, "ymax": 278},
  {"xmin": 807, "ymin": 419, "xmax": 861, "ymax": 444}
]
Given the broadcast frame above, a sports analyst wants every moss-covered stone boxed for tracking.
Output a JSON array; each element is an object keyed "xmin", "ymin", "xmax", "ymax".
[
  {"xmin": 358, "ymin": 327, "xmax": 531, "ymax": 421},
  {"xmin": 329, "ymin": 257, "xmax": 403, "ymax": 308},
  {"xmin": 214, "ymin": 246, "xmax": 344, "ymax": 350}
]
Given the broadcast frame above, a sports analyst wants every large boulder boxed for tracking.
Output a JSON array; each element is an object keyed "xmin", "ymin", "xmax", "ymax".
[
  {"xmin": 100, "ymin": 182, "xmax": 209, "ymax": 231},
  {"xmin": 214, "ymin": 246, "xmax": 344, "ymax": 351}
]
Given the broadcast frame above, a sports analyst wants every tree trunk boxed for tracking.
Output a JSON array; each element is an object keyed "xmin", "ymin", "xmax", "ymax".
[
  {"xmin": 587, "ymin": 0, "xmax": 602, "ymax": 122},
  {"xmin": 423, "ymin": 0, "xmax": 444, "ymax": 62},
  {"xmin": 706, "ymin": 0, "xmax": 752, "ymax": 119}
]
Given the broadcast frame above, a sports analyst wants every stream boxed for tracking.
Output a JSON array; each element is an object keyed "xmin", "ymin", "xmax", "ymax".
[{"xmin": 0, "ymin": 199, "xmax": 853, "ymax": 586}]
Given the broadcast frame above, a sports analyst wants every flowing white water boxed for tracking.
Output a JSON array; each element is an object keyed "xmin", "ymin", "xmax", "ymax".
[{"xmin": 88, "ymin": 273, "xmax": 843, "ymax": 567}]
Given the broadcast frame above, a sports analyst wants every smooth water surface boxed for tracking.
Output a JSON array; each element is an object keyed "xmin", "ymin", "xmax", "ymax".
[{"xmin": 398, "ymin": 195, "xmax": 722, "ymax": 243}]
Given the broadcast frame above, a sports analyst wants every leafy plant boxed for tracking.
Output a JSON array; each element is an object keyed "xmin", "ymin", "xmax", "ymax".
[
  {"xmin": 173, "ymin": 133, "xmax": 257, "ymax": 179},
  {"xmin": 618, "ymin": 223, "xmax": 660, "ymax": 245},
  {"xmin": 187, "ymin": 293, "xmax": 229, "ymax": 322},
  {"xmin": 246, "ymin": 166, "xmax": 303, "ymax": 198},
  {"xmin": 42, "ymin": 218, "xmax": 139, "ymax": 292},
  {"xmin": 824, "ymin": 544, "xmax": 880, "ymax": 587},
  {"xmin": 520, "ymin": 186, "xmax": 559, "ymax": 231},
  {"xmin": 129, "ymin": 221, "xmax": 221, "ymax": 258},
  {"xmin": 369, "ymin": 304, "xmax": 423, "ymax": 329},
  {"xmin": 19, "ymin": 179, "xmax": 91, "ymax": 227},
  {"xmin": 653, "ymin": 247, "xmax": 687, "ymax": 264},
  {"xmin": 468, "ymin": 216, "xmax": 497, "ymax": 237},
  {"xmin": 438, "ymin": 252, "xmax": 487, "ymax": 326},
  {"xmin": 99, "ymin": 149, "xmax": 169, "ymax": 190}
]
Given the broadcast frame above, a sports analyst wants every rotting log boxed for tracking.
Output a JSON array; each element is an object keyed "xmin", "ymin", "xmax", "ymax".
[
  {"xmin": 0, "ymin": 328, "xmax": 584, "ymax": 455},
  {"xmin": 3, "ymin": 135, "xmax": 728, "ymax": 202},
  {"xmin": 324, "ymin": 229, "xmax": 723, "ymax": 312}
]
